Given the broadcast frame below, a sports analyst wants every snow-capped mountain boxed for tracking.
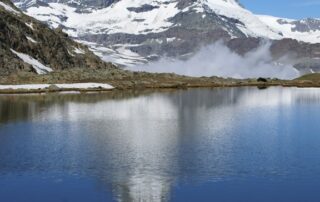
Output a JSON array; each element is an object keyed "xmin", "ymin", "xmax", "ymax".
[
  {"xmin": 258, "ymin": 15, "xmax": 320, "ymax": 44},
  {"xmin": 13, "ymin": 0, "xmax": 320, "ymax": 68}
]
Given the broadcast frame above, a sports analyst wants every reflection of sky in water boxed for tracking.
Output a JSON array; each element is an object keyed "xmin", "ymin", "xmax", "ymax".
[{"xmin": 1, "ymin": 87, "xmax": 320, "ymax": 201}]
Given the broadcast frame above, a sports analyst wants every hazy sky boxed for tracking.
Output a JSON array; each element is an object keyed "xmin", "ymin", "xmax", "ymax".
[{"xmin": 240, "ymin": 0, "xmax": 320, "ymax": 19}]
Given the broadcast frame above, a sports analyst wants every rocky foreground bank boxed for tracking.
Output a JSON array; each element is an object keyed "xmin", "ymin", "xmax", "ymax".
[{"xmin": 0, "ymin": 68, "xmax": 319, "ymax": 94}]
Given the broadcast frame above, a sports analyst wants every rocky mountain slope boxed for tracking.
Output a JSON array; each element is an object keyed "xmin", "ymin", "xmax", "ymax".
[
  {"xmin": 6, "ymin": 0, "xmax": 320, "ymax": 77},
  {"xmin": 12, "ymin": 0, "xmax": 320, "ymax": 70},
  {"xmin": 258, "ymin": 15, "xmax": 320, "ymax": 44},
  {"xmin": 0, "ymin": 0, "xmax": 115, "ymax": 76},
  {"xmin": 12, "ymin": 0, "xmax": 283, "ymax": 66}
]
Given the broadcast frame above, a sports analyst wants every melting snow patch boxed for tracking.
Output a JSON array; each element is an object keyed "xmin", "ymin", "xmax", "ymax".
[
  {"xmin": 67, "ymin": 50, "xmax": 75, "ymax": 56},
  {"xmin": 26, "ymin": 36, "xmax": 38, "ymax": 43},
  {"xmin": 0, "ymin": 2, "xmax": 20, "ymax": 15},
  {"xmin": 73, "ymin": 47, "xmax": 85, "ymax": 54},
  {"xmin": 11, "ymin": 49, "xmax": 53, "ymax": 74},
  {"xmin": 0, "ymin": 83, "xmax": 114, "ymax": 90},
  {"xmin": 25, "ymin": 22, "xmax": 34, "ymax": 30},
  {"xmin": 56, "ymin": 83, "xmax": 114, "ymax": 89},
  {"xmin": 166, "ymin": 37, "xmax": 176, "ymax": 42}
]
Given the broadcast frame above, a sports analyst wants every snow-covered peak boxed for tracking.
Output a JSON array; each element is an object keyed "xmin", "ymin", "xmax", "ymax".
[
  {"xmin": 258, "ymin": 15, "xmax": 320, "ymax": 44},
  {"xmin": 207, "ymin": 0, "xmax": 242, "ymax": 7},
  {"xmin": 14, "ymin": 0, "xmax": 280, "ymax": 38},
  {"xmin": 13, "ymin": 0, "xmax": 320, "ymax": 67},
  {"xmin": 201, "ymin": 0, "xmax": 282, "ymax": 39},
  {"xmin": 26, "ymin": 0, "xmax": 180, "ymax": 36}
]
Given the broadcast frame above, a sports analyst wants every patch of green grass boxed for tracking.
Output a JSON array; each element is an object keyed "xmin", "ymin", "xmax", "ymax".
[{"xmin": 295, "ymin": 73, "xmax": 320, "ymax": 81}]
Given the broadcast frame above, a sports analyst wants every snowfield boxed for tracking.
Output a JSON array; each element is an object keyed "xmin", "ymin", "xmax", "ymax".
[
  {"xmin": 0, "ymin": 83, "xmax": 114, "ymax": 90},
  {"xmin": 26, "ymin": 0, "xmax": 180, "ymax": 36},
  {"xmin": 204, "ymin": 0, "xmax": 282, "ymax": 39},
  {"xmin": 15, "ymin": 0, "xmax": 320, "ymax": 43},
  {"xmin": 258, "ymin": 15, "xmax": 320, "ymax": 44},
  {"xmin": 13, "ymin": 0, "xmax": 320, "ymax": 67},
  {"xmin": 22, "ymin": 0, "xmax": 283, "ymax": 39}
]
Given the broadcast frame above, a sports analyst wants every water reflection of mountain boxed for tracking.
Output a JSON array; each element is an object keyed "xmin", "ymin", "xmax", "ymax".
[
  {"xmin": 0, "ymin": 88, "xmax": 250, "ymax": 123},
  {"xmin": 1, "ymin": 87, "xmax": 320, "ymax": 201},
  {"xmin": 0, "ymin": 90, "xmax": 164, "ymax": 124},
  {"xmin": 2, "ymin": 87, "xmax": 320, "ymax": 124}
]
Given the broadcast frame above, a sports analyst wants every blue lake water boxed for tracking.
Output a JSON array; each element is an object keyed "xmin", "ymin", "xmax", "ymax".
[{"xmin": 1, "ymin": 87, "xmax": 320, "ymax": 202}]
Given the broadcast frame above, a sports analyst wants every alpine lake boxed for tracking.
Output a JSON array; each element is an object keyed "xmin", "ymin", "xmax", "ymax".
[{"xmin": 1, "ymin": 87, "xmax": 320, "ymax": 202}]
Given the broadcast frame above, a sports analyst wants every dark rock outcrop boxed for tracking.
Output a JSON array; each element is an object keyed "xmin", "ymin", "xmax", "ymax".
[
  {"xmin": 257, "ymin": 77, "xmax": 268, "ymax": 82},
  {"xmin": 0, "ymin": 0, "xmax": 116, "ymax": 76}
]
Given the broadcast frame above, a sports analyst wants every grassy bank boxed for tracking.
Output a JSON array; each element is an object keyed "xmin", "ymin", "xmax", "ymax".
[{"xmin": 0, "ymin": 68, "xmax": 320, "ymax": 93}]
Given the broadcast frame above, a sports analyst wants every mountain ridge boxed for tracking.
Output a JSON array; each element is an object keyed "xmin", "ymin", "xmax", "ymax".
[
  {"xmin": 0, "ymin": 0, "xmax": 116, "ymax": 76},
  {"xmin": 10, "ymin": 0, "xmax": 320, "ymax": 75}
]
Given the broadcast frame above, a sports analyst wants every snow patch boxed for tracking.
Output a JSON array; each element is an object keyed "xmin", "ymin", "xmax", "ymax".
[
  {"xmin": 67, "ymin": 50, "xmax": 75, "ymax": 56},
  {"xmin": 26, "ymin": 36, "xmax": 38, "ymax": 43},
  {"xmin": 0, "ymin": 1, "xmax": 20, "ymax": 15},
  {"xmin": 0, "ymin": 83, "xmax": 114, "ymax": 90},
  {"xmin": 11, "ymin": 49, "xmax": 53, "ymax": 74},
  {"xmin": 166, "ymin": 37, "xmax": 176, "ymax": 42},
  {"xmin": 88, "ymin": 43, "xmax": 148, "ymax": 66},
  {"xmin": 73, "ymin": 47, "xmax": 85, "ymax": 54},
  {"xmin": 25, "ymin": 22, "xmax": 34, "ymax": 30}
]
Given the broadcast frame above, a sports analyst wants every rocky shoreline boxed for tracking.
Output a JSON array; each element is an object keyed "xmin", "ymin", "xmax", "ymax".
[{"xmin": 0, "ymin": 68, "xmax": 319, "ymax": 94}]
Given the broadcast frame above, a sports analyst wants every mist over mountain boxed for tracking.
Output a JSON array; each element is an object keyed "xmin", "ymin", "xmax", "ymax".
[
  {"xmin": 130, "ymin": 41, "xmax": 299, "ymax": 79},
  {"xmin": 8, "ymin": 0, "xmax": 320, "ymax": 78}
]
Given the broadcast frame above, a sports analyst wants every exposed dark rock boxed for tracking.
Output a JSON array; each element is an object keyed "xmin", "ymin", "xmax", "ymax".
[
  {"xmin": 257, "ymin": 77, "xmax": 268, "ymax": 82},
  {"xmin": 278, "ymin": 18, "xmax": 320, "ymax": 33},
  {"xmin": 127, "ymin": 4, "xmax": 159, "ymax": 13},
  {"xmin": 0, "ymin": 0, "xmax": 116, "ymax": 76},
  {"xmin": 47, "ymin": 84, "xmax": 59, "ymax": 90},
  {"xmin": 227, "ymin": 38, "xmax": 261, "ymax": 55},
  {"xmin": 294, "ymin": 59, "xmax": 320, "ymax": 75}
]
